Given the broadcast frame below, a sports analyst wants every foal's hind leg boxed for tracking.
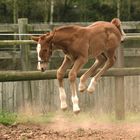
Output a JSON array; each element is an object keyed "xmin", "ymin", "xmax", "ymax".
[
  {"xmin": 57, "ymin": 55, "xmax": 72, "ymax": 110},
  {"xmin": 87, "ymin": 50, "xmax": 116, "ymax": 93},
  {"xmin": 79, "ymin": 54, "xmax": 107, "ymax": 92}
]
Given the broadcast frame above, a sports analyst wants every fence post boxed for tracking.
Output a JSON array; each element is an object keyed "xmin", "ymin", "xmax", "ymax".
[
  {"xmin": 115, "ymin": 45, "xmax": 125, "ymax": 120},
  {"xmin": 18, "ymin": 18, "xmax": 31, "ymax": 70},
  {"xmin": 18, "ymin": 18, "xmax": 32, "ymax": 112}
]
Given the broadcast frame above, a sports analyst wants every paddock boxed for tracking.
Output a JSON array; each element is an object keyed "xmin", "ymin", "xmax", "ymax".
[
  {"xmin": 0, "ymin": 19, "xmax": 140, "ymax": 140},
  {"xmin": 0, "ymin": 19, "xmax": 140, "ymax": 119}
]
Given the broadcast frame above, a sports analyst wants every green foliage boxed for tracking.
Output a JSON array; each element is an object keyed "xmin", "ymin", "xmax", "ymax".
[
  {"xmin": 85, "ymin": 1, "xmax": 117, "ymax": 21},
  {"xmin": 16, "ymin": 113, "xmax": 54, "ymax": 124},
  {"xmin": 0, "ymin": 0, "xmax": 13, "ymax": 23},
  {"xmin": 0, "ymin": 111, "xmax": 54, "ymax": 125},
  {"xmin": 53, "ymin": 0, "xmax": 117, "ymax": 22},
  {"xmin": 0, "ymin": 0, "xmax": 139, "ymax": 23},
  {"xmin": 0, "ymin": 111, "xmax": 139, "ymax": 126},
  {"xmin": 0, "ymin": 111, "xmax": 17, "ymax": 125}
]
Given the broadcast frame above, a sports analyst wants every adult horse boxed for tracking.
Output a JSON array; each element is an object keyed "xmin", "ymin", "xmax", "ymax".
[{"xmin": 32, "ymin": 18, "xmax": 125, "ymax": 113}]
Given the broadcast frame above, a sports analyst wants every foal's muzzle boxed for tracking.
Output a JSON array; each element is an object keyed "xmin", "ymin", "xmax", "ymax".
[
  {"xmin": 37, "ymin": 60, "xmax": 48, "ymax": 72},
  {"xmin": 41, "ymin": 67, "xmax": 45, "ymax": 72}
]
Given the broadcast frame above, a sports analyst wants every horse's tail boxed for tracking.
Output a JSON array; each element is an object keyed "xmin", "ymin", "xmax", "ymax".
[{"xmin": 111, "ymin": 18, "xmax": 126, "ymax": 42}]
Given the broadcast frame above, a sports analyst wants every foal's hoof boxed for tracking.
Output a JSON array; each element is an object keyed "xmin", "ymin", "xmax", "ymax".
[
  {"xmin": 87, "ymin": 86, "xmax": 95, "ymax": 94},
  {"xmin": 74, "ymin": 109, "xmax": 80, "ymax": 114},
  {"xmin": 79, "ymin": 88, "xmax": 86, "ymax": 93},
  {"xmin": 61, "ymin": 103, "xmax": 68, "ymax": 111},
  {"xmin": 87, "ymin": 78, "xmax": 96, "ymax": 94},
  {"xmin": 73, "ymin": 106, "xmax": 80, "ymax": 114},
  {"xmin": 78, "ymin": 83, "xmax": 86, "ymax": 92},
  {"xmin": 61, "ymin": 107, "xmax": 67, "ymax": 111}
]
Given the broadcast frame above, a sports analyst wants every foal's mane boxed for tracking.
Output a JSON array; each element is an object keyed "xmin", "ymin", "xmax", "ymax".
[{"xmin": 55, "ymin": 25, "xmax": 82, "ymax": 33}]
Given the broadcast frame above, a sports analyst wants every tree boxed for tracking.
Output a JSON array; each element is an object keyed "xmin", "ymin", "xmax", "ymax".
[
  {"xmin": 13, "ymin": 0, "xmax": 18, "ymax": 23},
  {"xmin": 0, "ymin": 0, "xmax": 140, "ymax": 23},
  {"xmin": 120, "ymin": 0, "xmax": 131, "ymax": 21}
]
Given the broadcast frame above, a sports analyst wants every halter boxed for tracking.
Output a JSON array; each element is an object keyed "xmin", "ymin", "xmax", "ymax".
[{"xmin": 37, "ymin": 60, "xmax": 51, "ymax": 63}]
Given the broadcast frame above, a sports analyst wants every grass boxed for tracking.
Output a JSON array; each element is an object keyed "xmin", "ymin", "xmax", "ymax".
[
  {"xmin": 56, "ymin": 110, "xmax": 140, "ymax": 124},
  {"xmin": 125, "ymin": 112, "xmax": 140, "ymax": 123},
  {"xmin": 16, "ymin": 113, "xmax": 54, "ymax": 124},
  {"xmin": 61, "ymin": 111, "xmax": 116, "ymax": 123},
  {"xmin": 0, "ymin": 111, "xmax": 54, "ymax": 126},
  {"xmin": 0, "ymin": 111, "xmax": 17, "ymax": 125},
  {"xmin": 0, "ymin": 111, "xmax": 140, "ymax": 126}
]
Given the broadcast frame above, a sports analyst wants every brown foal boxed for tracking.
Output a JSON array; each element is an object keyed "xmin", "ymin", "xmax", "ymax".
[{"xmin": 32, "ymin": 18, "xmax": 125, "ymax": 113}]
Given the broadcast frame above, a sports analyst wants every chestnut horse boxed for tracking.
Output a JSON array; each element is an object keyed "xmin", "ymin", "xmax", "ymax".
[{"xmin": 32, "ymin": 18, "xmax": 125, "ymax": 113}]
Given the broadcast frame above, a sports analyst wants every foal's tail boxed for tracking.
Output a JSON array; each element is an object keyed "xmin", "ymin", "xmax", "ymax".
[{"xmin": 111, "ymin": 18, "xmax": 126, "ymax": 42}]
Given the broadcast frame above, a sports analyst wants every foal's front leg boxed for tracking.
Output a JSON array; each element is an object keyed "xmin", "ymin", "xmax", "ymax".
[
  {"xmin": 69, "ymin": 57, "xmax": 87, "ymax": 113},
  {"xmin": 57, "ymin": 55, "xmax": 72, "ymax": 110}
]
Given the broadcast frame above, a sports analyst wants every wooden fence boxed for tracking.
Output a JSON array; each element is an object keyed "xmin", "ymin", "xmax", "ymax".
[
  {"xmin": 0, "ymin": 69, "xmax": 139, "ymax": 120},
  {"xmin": 0, "ymin": 19, "xmax": 140, "ymax": 120},
  {"xmin": 0, "ymin": 39, "xmax": 139, "ymax": 120}
]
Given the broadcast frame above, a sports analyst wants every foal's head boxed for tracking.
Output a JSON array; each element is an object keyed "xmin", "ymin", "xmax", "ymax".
[{"xmin": 32, "ymin": 32, "xmax": 54, "ymax": 72}]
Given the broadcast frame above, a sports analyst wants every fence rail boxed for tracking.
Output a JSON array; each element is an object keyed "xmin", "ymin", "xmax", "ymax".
[
  {"xmin": 0, "ymin": 67, "xmax": 139, "ymax": 82},
  {"xmin": 0, "ymin": 40, "xmax": 35, "ymax": 45},
  {"xmin": 1, "ymin": 21, "xmax": 140, "ymax": 33},
  {"xmin": 0, "ymin": 68, "xmax": 139, "ymax": 120},
  {"xmin": 0, "ymin": 34, "xmax": 140, "ymax": 46}
]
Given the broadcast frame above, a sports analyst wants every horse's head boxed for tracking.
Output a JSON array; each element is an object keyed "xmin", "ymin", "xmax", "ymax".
[
  {"xmin": 111, "ymin": 18, "xmax": 126, "ymax": 42},
  {"xmin": 31, "ymin": 32, "xmax": 54, "ymax": 72}
]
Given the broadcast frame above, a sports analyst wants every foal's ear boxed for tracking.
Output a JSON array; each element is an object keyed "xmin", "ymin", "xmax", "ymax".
[
  {"xmin": 111, "ymin": 18, "xmax": 121, "ymax": 27},
  {"xmin": 31, "ymin": 36, "xmax": 40, "ymax": 42}
]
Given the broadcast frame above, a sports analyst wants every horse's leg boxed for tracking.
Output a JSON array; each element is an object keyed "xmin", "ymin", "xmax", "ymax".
[
  {"xmin": 78, "ymin": 54, "xmax": 107, "ymax": 92},
  {"xmin": 69, "ymin": 57, "xmax": 87, "ymax": 113},
  {"xmin": 57, "ymin": 55, "xmax": 72, "ymax": 110},
  {"xmin": 87, "ymin": 50, "xmax": 116, "ymax": 93}
]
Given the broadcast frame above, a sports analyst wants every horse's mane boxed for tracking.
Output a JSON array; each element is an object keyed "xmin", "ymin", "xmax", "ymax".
[{"xmin": 55, "ymin": 25, "xmax": 82, "ymax": 33}]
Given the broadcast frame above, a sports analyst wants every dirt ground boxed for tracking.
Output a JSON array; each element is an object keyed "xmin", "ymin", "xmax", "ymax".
[{"xmin": 0, "ymin": 114, "xmax": 140, "ymax": 140}]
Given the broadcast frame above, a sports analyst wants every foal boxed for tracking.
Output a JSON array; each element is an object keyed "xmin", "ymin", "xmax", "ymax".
[{"xmin": 32, "ymin": 18, "xmax": 125, "ymax": 113}]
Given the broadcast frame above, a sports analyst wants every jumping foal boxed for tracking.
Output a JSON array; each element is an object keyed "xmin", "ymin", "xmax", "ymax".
[{"xmin": 32, "ymin": 18, "xmax": 125, "ymax": 113}]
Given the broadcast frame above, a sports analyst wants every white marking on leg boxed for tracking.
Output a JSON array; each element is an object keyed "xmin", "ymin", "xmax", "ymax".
[
  {"xmin": 87, "ymin": 77, "xmax": 97, "ymax": 93},
  {"xmin": 71, "ymin": 95, "xmax": 80, "ymax": 113},
  {"xmin": 37, "ymin": 43, "xmax": 41, "ymax": 70},
  {"xmin": 59, "ymin": 87, "xmax": 67, "ymax": 110}
]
